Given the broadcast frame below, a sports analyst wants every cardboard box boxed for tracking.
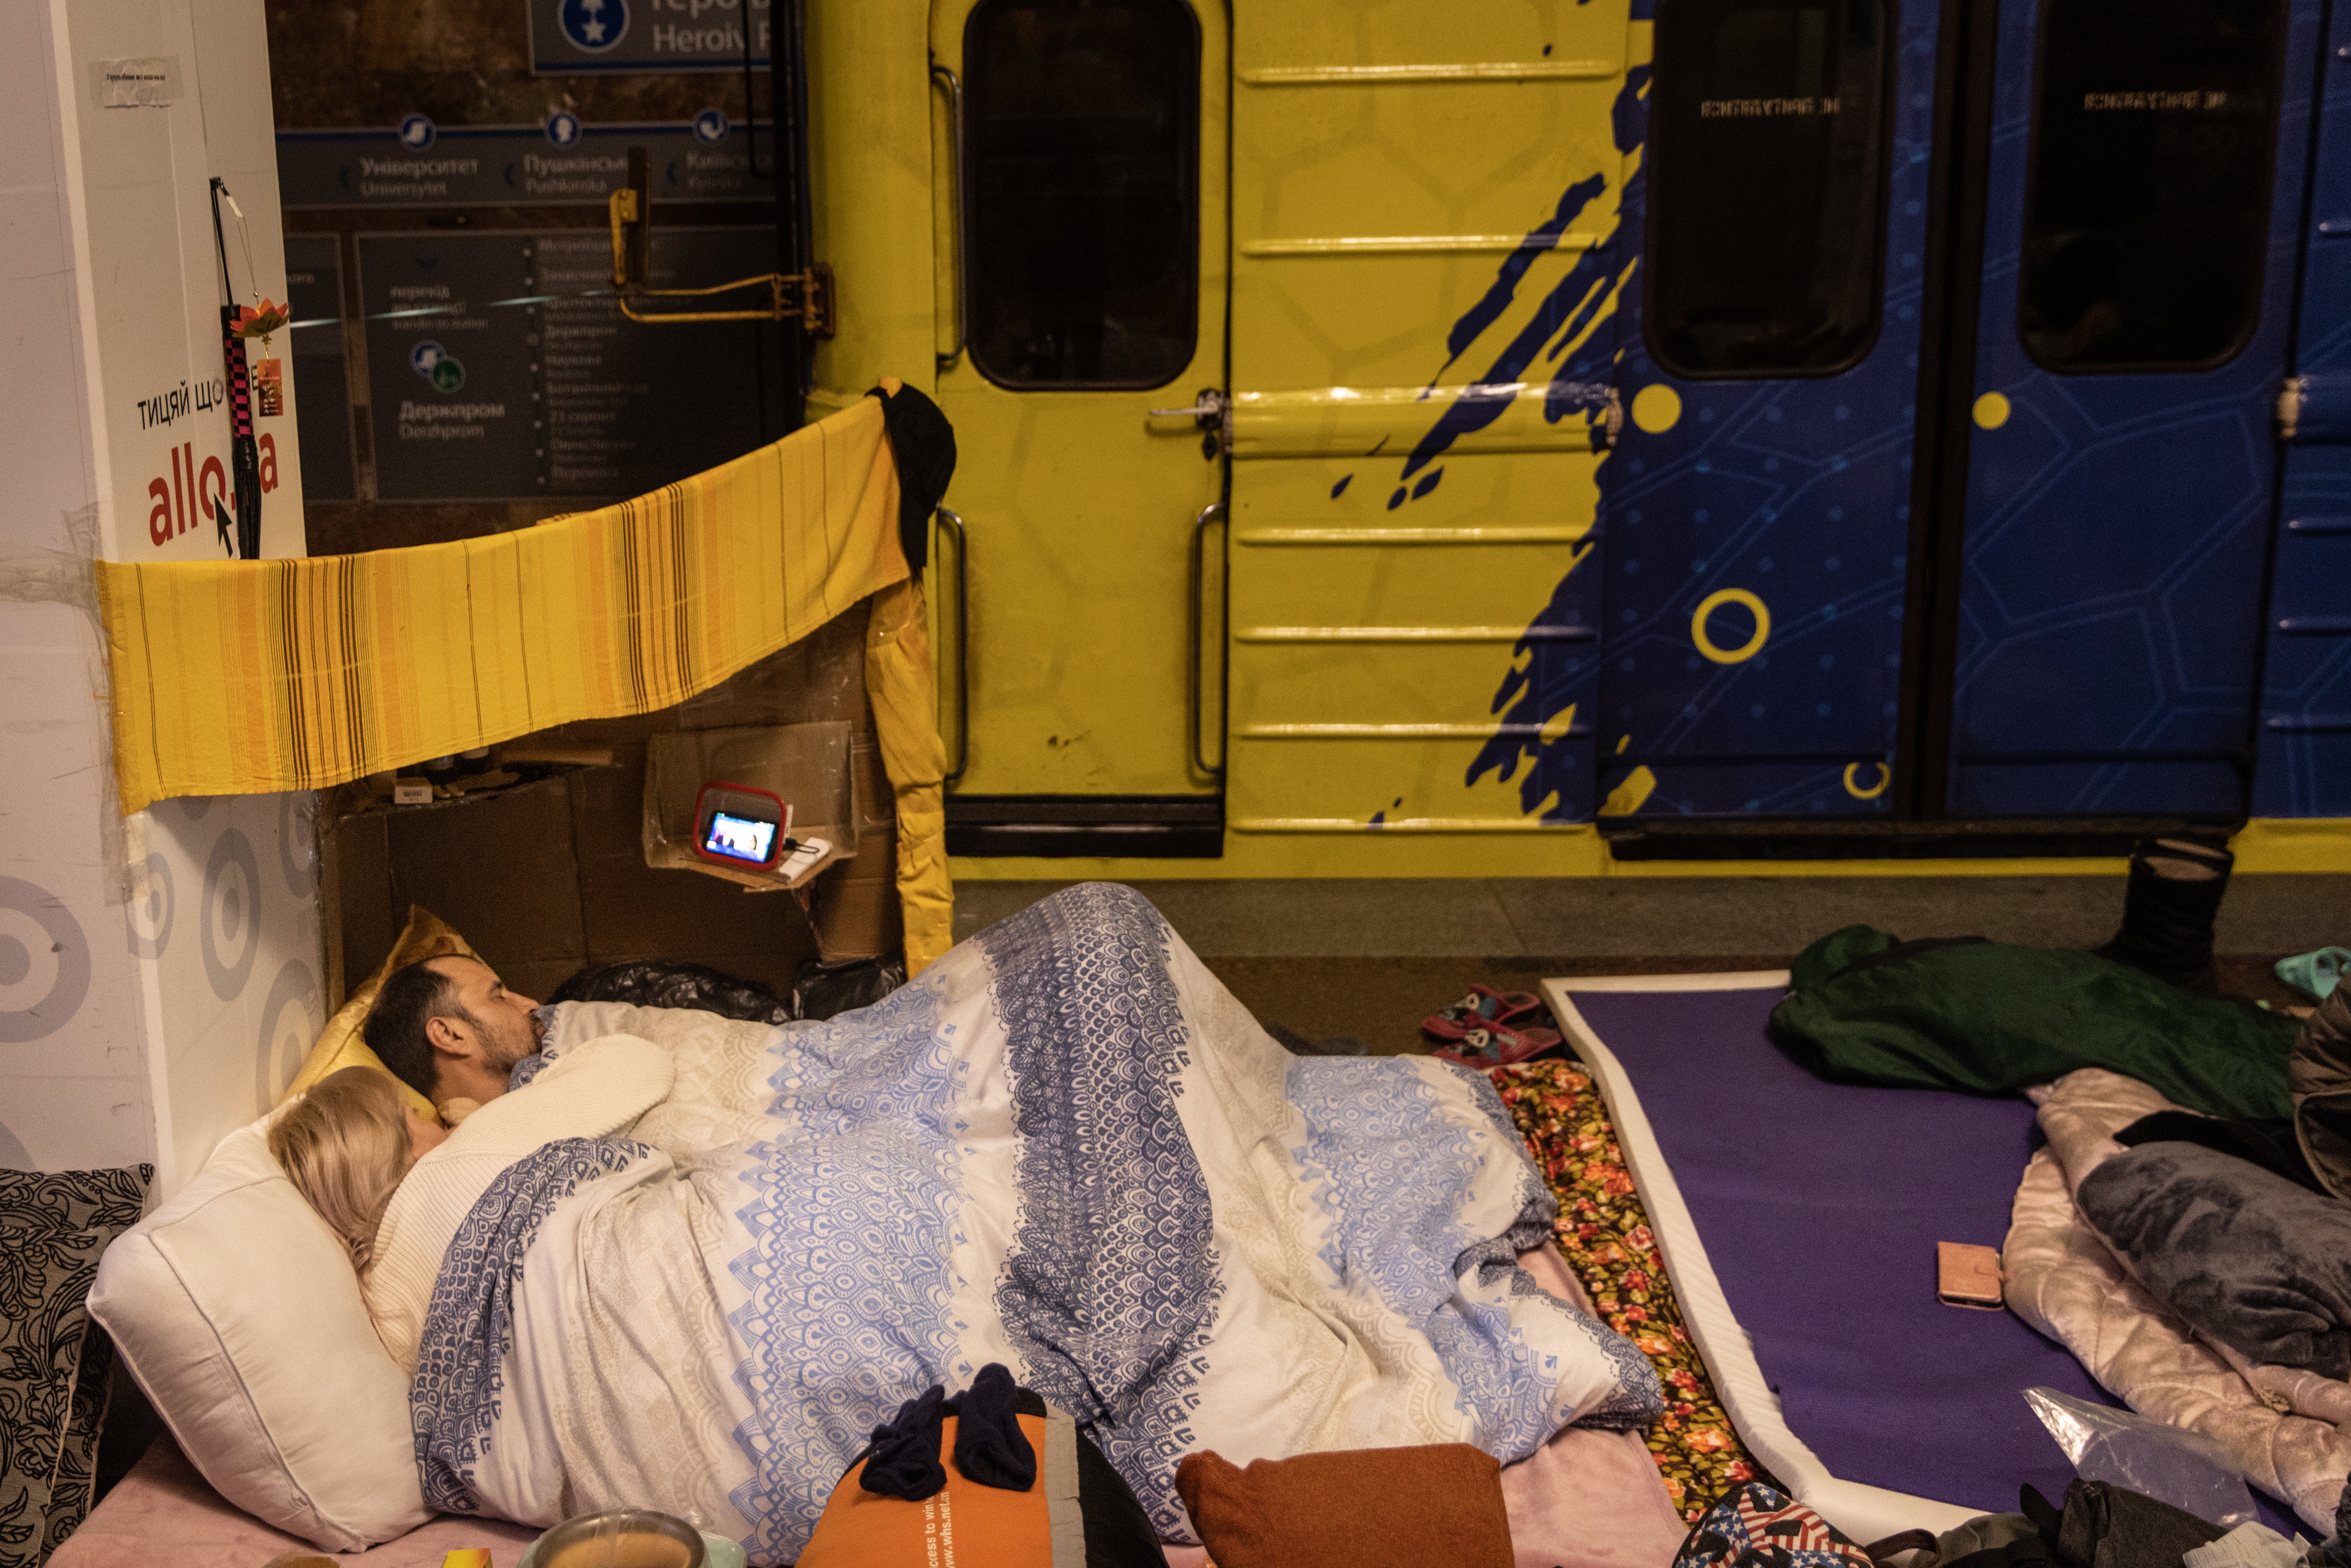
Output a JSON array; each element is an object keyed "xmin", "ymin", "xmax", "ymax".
[
  {"xmin": 642, "ymin": 722, "xmax": 856, "ymax": 891},
  {"xmin": 808, "ymin": 734, "xmax": 903, "ymax": 964},
  {"xmin": 322, "ymin": 604, "xmax": 894, "ymax": 1010}
]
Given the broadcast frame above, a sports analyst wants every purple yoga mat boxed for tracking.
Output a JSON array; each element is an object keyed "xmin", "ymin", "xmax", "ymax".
[{"xmin": 1568, "ymin": 984, "xmax": 2298, "ymax": 1531}]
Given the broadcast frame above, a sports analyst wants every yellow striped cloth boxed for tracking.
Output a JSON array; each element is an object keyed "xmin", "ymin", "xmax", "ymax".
[{"xmin": 98, "ymin": 395, "xmax": 955, "ymax": 971}]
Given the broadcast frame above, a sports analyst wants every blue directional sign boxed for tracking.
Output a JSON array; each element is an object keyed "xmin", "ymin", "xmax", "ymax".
[
  {"xmin": 358, "ymin": 228, "xmax": 788, "ymax": 501},
  {"xmin": 528, "ymin": 0, "xmax": 770, "ymax": 74},
  {"xmin": 557, "ymin": 0, "xmax": 627, "ymax": 54},
  {"xmin": 276, "ymin": 120, "xmax": 775, "ymax": 209}
]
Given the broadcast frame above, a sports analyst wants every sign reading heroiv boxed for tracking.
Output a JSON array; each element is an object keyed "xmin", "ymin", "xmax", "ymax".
[{"xmin": 527, "ymin": 0, "xmax": 774, "ymax": 75}]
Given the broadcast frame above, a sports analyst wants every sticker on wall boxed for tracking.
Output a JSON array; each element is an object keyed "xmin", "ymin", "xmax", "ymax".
[
  {"xmin": 201, "ymin": 828, "xmax": 262, "ymax": 1002},
  {"xmin": 255, "ymin": 958, "xmax": 321, "ymax": 1111},
  {"xmin": 0, "ymin": 877, "xmax": 93, "ymax": 1045},
  {"xmin": 90, "ymin": 57, "xmax": 183, "ymax": 109}
]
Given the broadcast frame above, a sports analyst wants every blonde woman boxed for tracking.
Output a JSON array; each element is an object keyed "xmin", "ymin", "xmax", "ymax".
[{"xmin": 267, "ymin": 1067, "xmax": 449, "ymax": 1275}]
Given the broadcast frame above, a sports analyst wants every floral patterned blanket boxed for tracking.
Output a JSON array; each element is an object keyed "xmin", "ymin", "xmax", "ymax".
[
  {"xmin": 404, "ymin": 887, "xmax": 1664, "ymax": 1565},
  {"xmin": 1493, "ymin": 1058, "xmax": 1768, "ymax": 1518}
]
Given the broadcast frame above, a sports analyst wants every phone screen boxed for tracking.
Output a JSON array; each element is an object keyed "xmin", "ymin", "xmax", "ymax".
[{"xmin": 702, "ymin": 809, "xmax": 777, "ymax": 864}]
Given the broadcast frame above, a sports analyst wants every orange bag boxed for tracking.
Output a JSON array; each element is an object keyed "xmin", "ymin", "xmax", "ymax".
[{"xmin": 796, "ymin": 1402, "xmax": 1161, "ymax": 1568}]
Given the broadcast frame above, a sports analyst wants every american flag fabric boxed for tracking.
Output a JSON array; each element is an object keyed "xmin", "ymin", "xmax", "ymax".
[{"xmin": 1674, "ymin": 1481, "xmax": 1877, "ymax": 1568}]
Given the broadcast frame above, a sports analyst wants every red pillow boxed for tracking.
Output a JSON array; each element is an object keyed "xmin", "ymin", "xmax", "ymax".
[{"xmin": 1174, "ymin": 1445, "xmax": 1514, "ymax": 1568}]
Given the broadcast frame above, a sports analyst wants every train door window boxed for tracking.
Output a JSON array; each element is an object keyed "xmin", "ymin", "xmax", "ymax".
[
  {"xmin": 1645, "ymin": 0, "xmax": 1893, "ymax": 378},
  {"xmin": 2019, "ymin": 0, "xmax": 2288, "ymax": 372},
  {"xmin": 963, "ymin": 0, "xmax": 1201, "ymax": 390}
]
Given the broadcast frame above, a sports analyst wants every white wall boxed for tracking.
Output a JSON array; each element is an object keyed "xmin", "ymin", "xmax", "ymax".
[{"xmin": 1, "ymin": 0, "xmax": 321, "ymax": 1193}]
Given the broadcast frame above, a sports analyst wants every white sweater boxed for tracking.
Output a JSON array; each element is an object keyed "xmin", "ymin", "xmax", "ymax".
[{"xmin": 364, "ymin": 1034, "xmax": 674, "ymax": 1372}]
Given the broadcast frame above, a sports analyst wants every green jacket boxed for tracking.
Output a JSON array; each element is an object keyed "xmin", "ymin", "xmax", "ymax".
[{"xmin": 1767, "ymin": 925, "xmax": 2299, "ymax": 1120}]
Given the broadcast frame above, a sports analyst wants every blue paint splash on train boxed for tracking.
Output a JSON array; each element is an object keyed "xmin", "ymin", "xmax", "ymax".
[{"xmin": 1450, "ymin": 65, "xmax": 1650, "ymax": 819}]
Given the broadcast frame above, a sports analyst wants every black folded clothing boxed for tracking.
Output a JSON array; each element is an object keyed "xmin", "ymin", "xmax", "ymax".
[
  {"xmin": 860, "ymin": 1362, "xmax": 1036, "ymax": 1501},
  {"xmin": 2112, "ymin": 1110, "xmax": 2323, "ymax": 1194}
]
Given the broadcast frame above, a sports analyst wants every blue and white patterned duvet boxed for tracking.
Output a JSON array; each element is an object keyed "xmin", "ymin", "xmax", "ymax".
[{"xmin": 408, "ymin": 884, "xmax": 1659, "ymax": 1564}]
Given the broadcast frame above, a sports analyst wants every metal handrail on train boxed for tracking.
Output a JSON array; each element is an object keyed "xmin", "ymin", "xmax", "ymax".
[
  {"xmin": 935, "ymin": 505, "xmax": 970, "ymax": 782},
  {"xmin": 928, "ymin": 59, "xmax": 969, "ymax": 373},
  {"xmin": 1188, "ymin": 501, "xmax": 1228, "ymax": 777}
]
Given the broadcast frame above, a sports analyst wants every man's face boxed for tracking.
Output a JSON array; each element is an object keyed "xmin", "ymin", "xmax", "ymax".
[{"xmin": 427, "ymin": 957, "xmax": 541, "ymax": 1076}]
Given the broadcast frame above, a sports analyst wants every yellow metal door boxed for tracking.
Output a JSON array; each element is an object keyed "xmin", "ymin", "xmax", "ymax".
[
  {"xmin": 931, "ymin": 0, "xmax": 1229, "ymax": 856},
  {"xmin": 1225, "ymin": 2, "xmax": 1631, "ymax": 841}
]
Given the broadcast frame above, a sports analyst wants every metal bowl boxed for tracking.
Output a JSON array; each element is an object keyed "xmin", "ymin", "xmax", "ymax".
[{"xmin": 527, "ymin": 1509, "xmax": 706, "ymax": 1568}]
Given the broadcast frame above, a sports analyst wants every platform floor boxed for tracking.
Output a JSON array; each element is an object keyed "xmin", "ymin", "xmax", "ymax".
[{"xmin": 951, "ymin": 875, "xmax": 2348, "ymax": 1056}]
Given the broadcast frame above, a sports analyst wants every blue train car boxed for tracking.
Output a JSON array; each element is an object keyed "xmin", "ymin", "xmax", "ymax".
[
  {"xmin": 1593, "ymin": 0, "xmax": 2351, "ymax": 843},
  {"xmin": 803, "ymin": 0, "xmax": 2351, "ymax": 872}
]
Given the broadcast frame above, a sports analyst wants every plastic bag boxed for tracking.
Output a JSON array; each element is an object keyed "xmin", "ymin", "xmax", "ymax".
[
  {"xmin": 792, "ymin": 956, "xmax": 907, "ymax": 1021},
  {"xmin": 549, "ymin": 959, "xmax": 794, "ymax": 1025},
  {"xmin": 2025, "ymin": 1386, "xmax": 2258, "ymax": 1528}
]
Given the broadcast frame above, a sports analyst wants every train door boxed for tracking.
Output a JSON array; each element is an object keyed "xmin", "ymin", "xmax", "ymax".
[
  {"xmin": 1599, "ymin": 0, "xmax": 1935, "ymax": 820},
  {"xmin": 1935, "ymin": 0, "xmax": 2319, "ymax": 816},
  {"xmin": 930, "ymin": 0, "xmax": 1229, "ymax": 856},
  {"xmin": 2253, "ymin": 0, "xmax": 2351, "ymax": 819},
  {"xmin": 1600, "ymin": 0, "xmax": 2324, "ymax": 828},
  {"xmin": 1222, "ymin": 4, "xmax": 1630, "ymax": 840}
]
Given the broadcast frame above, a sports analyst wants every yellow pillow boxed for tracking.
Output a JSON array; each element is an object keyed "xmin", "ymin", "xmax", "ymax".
[{"xmin": 278, "ymin": 907, "xmax": 482, "ymax": 1122}]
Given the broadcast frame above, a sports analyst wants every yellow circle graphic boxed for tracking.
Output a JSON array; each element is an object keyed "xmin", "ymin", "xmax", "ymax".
[
  {"xmin": 1631, "ymin": 384, "xmax": 1683, "ymax": 434},
  {"xmin": 1690, "ymin": 588, "xmax": 1771, "ymax": 664},
  {"xmin": 1843, "ymin": 761, "xmax": 1893, "ymax": 800},
  {"xmin": 1973, "ymin": 391, "xmax": 2011, "ymax": 429}
]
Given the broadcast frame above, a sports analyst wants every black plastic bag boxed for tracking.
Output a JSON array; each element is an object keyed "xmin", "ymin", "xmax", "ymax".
[
  {"xmin": 549, "ymin": 959, "xmax": 794, "ymax": 1025},
  {"xmin": 792, "ymin": 957, "xmax": 907, "ymax": 1021}
]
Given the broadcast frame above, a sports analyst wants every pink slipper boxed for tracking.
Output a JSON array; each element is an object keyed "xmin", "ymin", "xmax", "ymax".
[
  {"xmin": 1432, "ymin": 1021, "xmax": 1564, "ymax": 1068},
  {"xmin": 1422, "ymin": 984, "xmax": 1545, "ymax": 1041}
]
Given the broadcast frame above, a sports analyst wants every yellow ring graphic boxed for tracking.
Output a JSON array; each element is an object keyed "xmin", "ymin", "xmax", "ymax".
[
  {"xmin": 1690, "ymin": 588, "xmax": 1771, "ymax": 664},
  {"xmin": 1844, "ymin": 761, "xmax": 1892, "ymax": 800}
]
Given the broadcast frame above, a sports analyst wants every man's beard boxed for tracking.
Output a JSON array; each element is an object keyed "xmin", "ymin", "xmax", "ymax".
[{"xmin": 459, "ymin": 1006, "xmax": 534, "ymax": 1076}]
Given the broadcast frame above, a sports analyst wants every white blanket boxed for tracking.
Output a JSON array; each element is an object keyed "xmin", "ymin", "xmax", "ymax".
[
  {"xmin": 381, "ymin": 883, "xmax": 1660, "ymax": 1564},
  {"xmin": 2003, "ymin": 1068, "xmax": 2351, "ymax": 1531}
]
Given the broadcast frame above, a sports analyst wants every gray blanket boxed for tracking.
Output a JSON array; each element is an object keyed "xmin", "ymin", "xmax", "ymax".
[
  {"xmin": 2294, "ymin": 984, "xmax": 2351, "ymax": 1202},
  {"xmin": 2078, "ymin": 1141, "xmax": 2351, "ymax": 1379}
]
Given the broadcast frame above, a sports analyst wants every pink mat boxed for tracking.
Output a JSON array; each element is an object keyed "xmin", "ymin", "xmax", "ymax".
[{"xmin": 55, "ymin": 1249, "xmax": 1685, "ymax": 1568}]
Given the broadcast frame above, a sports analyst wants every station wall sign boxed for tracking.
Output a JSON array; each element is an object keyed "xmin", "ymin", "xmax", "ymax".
[
  {"xmin": 527, "ymin": 0, "xmax": 773, "ymax": 75},
  {"xmin": 358, "ymin": 227, "xmax": 786, "ymax": 502},
  {"xmin": 276, "ymin": 115, "xmax": 773, "ymax": 210}
]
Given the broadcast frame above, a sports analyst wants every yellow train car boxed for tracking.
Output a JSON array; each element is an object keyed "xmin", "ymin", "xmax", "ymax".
[{"xmin": 801, "ymin": 0, "xmax": 2351, "ymax": 881}]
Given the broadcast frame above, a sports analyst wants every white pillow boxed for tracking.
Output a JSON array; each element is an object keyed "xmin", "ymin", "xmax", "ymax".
[{"xmin": 86, "ymin": 1114, "xmax": 429, "ymax": 1551}]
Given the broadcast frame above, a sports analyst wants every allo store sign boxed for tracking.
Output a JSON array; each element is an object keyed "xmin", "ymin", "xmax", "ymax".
[
  {"xmin": 134, "ymin": 360, "xmax": 283, "ymax": 551},
  {"xmin": 143, "ymin": 435, "xmax": 280, "ymax": 549}
]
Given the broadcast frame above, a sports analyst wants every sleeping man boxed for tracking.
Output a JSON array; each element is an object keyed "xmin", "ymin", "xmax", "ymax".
[
  {"xmin": 363, "ymin": 955, "xmax": 547, "ymax": 1113},
  {"xmin": 280, "ymin": 883, "xmax": 1662, "ymax": 1564}
]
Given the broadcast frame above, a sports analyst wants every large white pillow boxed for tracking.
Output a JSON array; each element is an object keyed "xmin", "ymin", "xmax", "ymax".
[{"xmin": 86, "ymin": 1113, "xmax": 429, "ymax": 1551}]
